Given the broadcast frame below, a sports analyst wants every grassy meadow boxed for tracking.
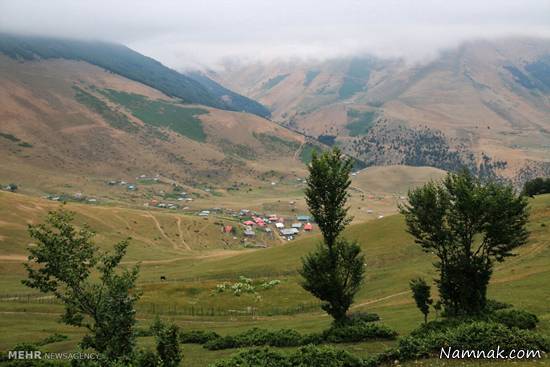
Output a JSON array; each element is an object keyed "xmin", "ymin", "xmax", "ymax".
[{"xmin": 0, "ymin": 190, "xmax": 548, "ymax": 365}]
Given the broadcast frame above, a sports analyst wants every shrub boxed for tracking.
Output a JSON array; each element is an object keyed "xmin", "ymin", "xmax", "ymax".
[
  {"xmin": 134, "ymin": 350, "xmax": 160, "ymax": 367},
  {"xmin": 485, "ymin": 299, "xmax": 512, "ymax": 312},
  {"xmin": 289, "ymin": 345, "xmax": 365, "ymax": 367},
  {"xmin": 37, "ymin": 333, "xmax": 68, "ymax": 346},
  {"xmin": 204, "ymin": 328, "xmax": 303, "ymax": 350},
  {"xmin": 211, "ymin": 348, "xmax": 291, "ymax": 367},
  {"xmin": 491, "ymin": 309, "xmax": 539, "ymax": 330},
  {"xmin": 212, "ymin": 346, "xmax": 365, "ymax": 367},
  {"xmin": 322, "ymin": 322, "xmax": 397, "ymax": 343},
  {"xmin": 204, "ymin": 335, "xmax": 238, "ymax": 350},
  {"xmin": 179, "ymin": 330, "xmax": 220, "ymax": 344},
  {"xmin": 345, "ymin": 312, "xmax": 380, "ymax": 324},
  {"xmin": 396, "ymin": 321, "xmax": 550, "ymax": 362}
]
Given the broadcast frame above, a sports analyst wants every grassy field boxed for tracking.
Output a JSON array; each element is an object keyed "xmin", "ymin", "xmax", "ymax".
[{"xmin": 0, "ymin": 191, "xmax": 548, "ymax": 365}]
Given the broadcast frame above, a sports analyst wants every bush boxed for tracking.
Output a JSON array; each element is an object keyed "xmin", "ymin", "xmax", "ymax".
[
  {"xmin": 211, "ymin": 348, "xmax": 292, "ymax": 367},
  {"xmin": 212, "ymin": 346, "xmax": 365, "ymax": 367},
  {"xmin": 203, "ymin": 322, "xmax": 397, "ymax": 350},
  {"xmin": 322, "ymin": 322, "xmax": 397, "ymax": 343},
  {"xmin": 485, "ymin": 299, "xmax": 512, "ymax": 312},
  {"xmin": 289, "ymin": 345, "xmax": 365, "ymax": 367},
  {"xmin": 179, "ymin": 330, "xmax": 220, "ymax": 344},
  {"xmin": 37, "ymin": 333, "xmax": 68, "ymax": 346},
  {"xmin": 491, "ymin": 309, "xmax": 539, "ymax": 330},
  {"xmin": 204, "ymin": 328, "xmax": 303, "ymax": 350},
  {"xmin": 345, "ymin": 312, "xmax": 380, "ymax": 324},
  {"xmin": 395, "ymin": 321, "xmax": 550, "ymax": 362}
]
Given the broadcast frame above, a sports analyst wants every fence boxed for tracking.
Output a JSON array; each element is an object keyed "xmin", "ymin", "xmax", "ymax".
[{"xmin": 0, "ymin": 293, "xmax": 321, "ymax": 317}]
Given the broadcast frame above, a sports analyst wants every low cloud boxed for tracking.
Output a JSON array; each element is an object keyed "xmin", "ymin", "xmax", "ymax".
[{"xmin": 1, "ymin": 0, "xmax": 549, "ymax": 69}]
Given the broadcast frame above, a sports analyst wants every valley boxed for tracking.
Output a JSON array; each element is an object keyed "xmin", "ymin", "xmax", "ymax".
[{"xmin": 0, "ymin": 31, "xmax": 549, "ymax": 366}]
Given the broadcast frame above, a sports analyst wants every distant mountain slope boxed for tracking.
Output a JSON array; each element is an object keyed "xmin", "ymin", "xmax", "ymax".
[
  {"xmin": 0, "ymin": 54, "xmax": 303, "ymax": 200},
  {"xmin": 212, "ymin": 38, "xmax": 550, "ymax": 184},
  {"xmin": 0, "ymin": 33, "xmax": 270, "ymax": 118}
]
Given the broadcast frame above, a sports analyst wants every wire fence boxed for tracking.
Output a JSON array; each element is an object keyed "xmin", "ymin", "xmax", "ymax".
[{"xmin": 0, "ymin": 293, "xmax": 321, "ymax": 317}]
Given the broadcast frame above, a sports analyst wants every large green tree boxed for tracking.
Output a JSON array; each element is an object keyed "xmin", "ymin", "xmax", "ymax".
[
  {"xmin": 401, "ymin": 169, "xmax": 529, "ymax": 315},
  {"xmin": 23, "ymin": 209, "xmax": 141, "ymax": 362},
  {"xmin": 300, "ymin": 148, "xmax": 365, "ymax": 323}
]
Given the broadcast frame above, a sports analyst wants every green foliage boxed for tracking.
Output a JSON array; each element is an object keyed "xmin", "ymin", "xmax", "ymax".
[
  {"xmin": 201, "ymin": 321, "xmax": 396, "ymax": 351},
  {"xmin": 73, "ymin": 86, "xmax": 138, "ymax": 133},
  {"xmin": 36, "ymin": 333, "xmax": 68, "ymax": 346},
  {"xmin": 0, "ymin": 34, "xmax": 269, "ymax": 117},
  {"xmin": 409, "ymin": 278, "xmax": 432, "ymax": 324},
  {"xmin": 156, "ymin": 324, "xmax": 182, "ymax": 367},
  {"xmin": 491, "ymin": 309, "xmax": 539, "ymax": 330},
  {"xmin": 263, "ymin": 74, "xmax": 289, "ymax": 90},
  {"xmin": 99, "ymin": 89, "xmax": 207, "ymax": 142},
  {"xmin": 203, "ymin": 328, "xmax": 303, "ymax": 350},
  {"xmin": 300, "ymin": 239, "xmax": 365, "ymax": 323},
  {"xmin": 345, "ymin": 110, "xmax": 376, "ymax": 137},
  {"xmin": 346, "ymin": 312, "xmax": 380, "ymax": 323},
  {"xmin": 321, "ymin": 322, "xmax": 398, "ymax": 343},
  {"xmin": 401, "ymin": 169, "xmax": 529, "ymax": 315},
  {"xmin": 304, "ymin": 70, "xmax": 320, "ymax": 86},
  {"xmin": 301, "ymin": 148, "xmax": 364, "ymax": 323},
  {"xmin": 218, "ymin": 139, "xmax": 257, "ymax": 160},
  {"xmin": 0, "ymin": 132, "xmax": 21, "ymax": 142},
  {"xmin": 179, "ymin": 330, "xmax": 220, "ymax": 344},
  {"xmin": 253, "ymin": 133, "xmax": 301, "ymax": 153},
  {"xmin": 397, "ymin": 321, "xmax": 550, "ymax": 361},
  {"xmin": 299, "ymin": 143, "xmax": 322, "ymax": 164},
  {"xmin": 22, "ymin": 209, "xmax": 140, "ymax": 362},
  {"xmin": 338, "ymin": 58, "xmax": 371, "ymax": 99},
  {"xmin": 522, "ymin": 177, "xmax": 550, "ymax": 196},
  {"xmin": 305, "ymin": 147, "xmax": 353, "ymax": 249},
  {"xmin": 212, "ymin": 345, "xmax": 365, "ymax": 367}
]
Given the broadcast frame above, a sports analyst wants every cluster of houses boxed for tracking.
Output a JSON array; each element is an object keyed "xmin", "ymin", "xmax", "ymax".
[
  {"xmin": 107, "ymin": 179, "xmax": 138, "ymax": 191},
  {"xmin": 241, "ymin": 213, "xmax": 313, "ymax": 241},
  {"xmin": 43, "ymin": 192, "xmax": 98, "ymax": 204}
]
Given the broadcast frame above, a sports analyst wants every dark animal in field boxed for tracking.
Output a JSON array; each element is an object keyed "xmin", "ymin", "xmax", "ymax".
[{"xmin": 160, "ymin": 276, "xmax": 166, "ymax": 281}]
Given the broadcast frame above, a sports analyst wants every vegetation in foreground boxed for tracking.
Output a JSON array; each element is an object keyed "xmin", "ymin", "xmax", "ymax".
[{"xmin": 0, "ymin": 159, "xmax": 548, "ymax": 365}]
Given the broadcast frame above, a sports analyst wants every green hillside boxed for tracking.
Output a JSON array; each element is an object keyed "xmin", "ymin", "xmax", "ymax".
[
  {"xmin": 0, "ymin": 33, "xmax": 270, "ymax": 117},
  {"xmin": 0, "ymin": 192, "xmax": 548, "ymax": 365}
]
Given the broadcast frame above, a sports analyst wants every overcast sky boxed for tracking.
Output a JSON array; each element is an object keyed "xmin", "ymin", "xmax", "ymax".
[{"xmin": 1, "ymin": 0, "xmax": 549, "ymax": 69}]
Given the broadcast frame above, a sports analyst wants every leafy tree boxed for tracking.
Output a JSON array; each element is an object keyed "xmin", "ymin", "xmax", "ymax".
[
  {"xmin": 401, "ymin": 169, "xmax": 529, "ymax": 316},
  {"xmin": 409, "ymin": 278, "xmax": 432, "ymax": 324},
  {"xmin": 22, "ymin": 209, "xmax": 140, "ymax": 362},
  {"xmin": 156, "ymin": 323, "xmax": 182, "ymax": 367},
  {"xmin": 300, "ymin": 148, "xmax": 365, "ymax": 323},
  {"xmin": 522, "ymin": 177, "xmax": 550, "ymax": 197}
]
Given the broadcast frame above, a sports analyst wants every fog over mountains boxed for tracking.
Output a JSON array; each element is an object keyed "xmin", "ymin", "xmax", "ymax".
[{"xmin": 1, "ymin": 0, "xmax": 549, "ymax": 68}]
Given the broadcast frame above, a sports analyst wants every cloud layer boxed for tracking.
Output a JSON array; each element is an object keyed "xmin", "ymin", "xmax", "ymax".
[{"xmin": 1, "ymin": 0, "xmax": 549, "ymax": 69}]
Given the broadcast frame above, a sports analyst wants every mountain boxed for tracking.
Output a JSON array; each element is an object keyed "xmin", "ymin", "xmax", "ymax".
[
  {"xmin": 0, "ymin": 36, "xmax": 304, "ymax": 201},
  {"xmin": 0, "ymin": 33, "xmax": 270, "ymax": 118},
  {"xmin": 210, "ymin": 38, "xmax": 550, "ymax": 185}
]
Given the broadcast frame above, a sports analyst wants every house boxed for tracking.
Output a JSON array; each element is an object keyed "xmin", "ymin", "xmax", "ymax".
[
  {"xmin": 127, "ymin": 185, "xmax": 137, "ymax": 191},
  {"xmin": 275, "ymin": 222, "xmax": 284, "ymax": 229},
  {"xmin": 304, "ymin": 223, "xmax": 313, "ymax": 231},
  {"xmin": 280, "ymin": 228, "xmax": 299, "ymax": 237},
  {"xmin": 265, "ymin": 228, "xmax": 272, "ymax": 233},
  {"xmin": 244, "ymin": 229, "xmax": 255, "ymax": 237},
  {"xmin": 296, "ymin": 215, "xmax": 311, "ymax": 222},
  {"xmin": 291, "ymin": 222, "xmax": 302, "ymax": 229},
  {"xmin": 243, "ymin": 220, "xmax": 255, "ymax": 226},
  {"xmin": 198, "ymin": 210, "xmax": 210, "ymax": 217}
]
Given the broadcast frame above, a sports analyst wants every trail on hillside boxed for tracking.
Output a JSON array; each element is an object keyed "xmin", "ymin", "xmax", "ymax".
[
  {"xmin": 293, "ymin": 142, "xmax": 305, "ymax": 161},
  {"xmin": 146, "ymin": 212, "xmax": 180, "ymax": 250},
  {"xmin": 351, "ymin": 290, "xmax": 409, "ymax": 308},
  {"xmin": 176, "ymin": 216, "xmax": 192, "ymax": 250}
]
